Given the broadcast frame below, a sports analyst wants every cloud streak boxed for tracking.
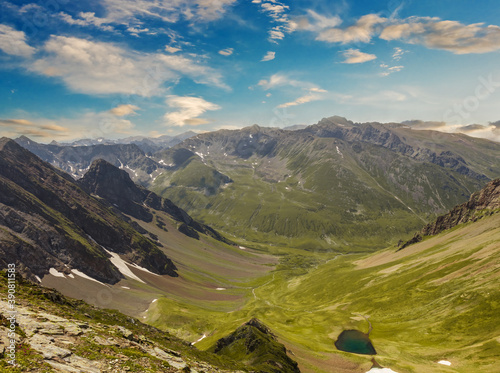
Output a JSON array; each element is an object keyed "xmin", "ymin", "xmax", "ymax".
[
  {"xmin": 341, "ymin": 49, "xmax": 377, "ymax": 64},
  {"xmin": 277, "ymin": 87, "xmax": 327, "ymax": 108},
  {"xmin": 261, "ymin": 51, "xmax": 275, "ymax": 61},
  {"xmin": 164, "ymin": 96, "xmax": 221, "ymax": 126}
]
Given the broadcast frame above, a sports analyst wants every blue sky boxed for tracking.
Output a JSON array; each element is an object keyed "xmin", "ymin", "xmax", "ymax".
[{"xmin": 0, "ymin": 0, "xmax": 500, "ymax": 142}]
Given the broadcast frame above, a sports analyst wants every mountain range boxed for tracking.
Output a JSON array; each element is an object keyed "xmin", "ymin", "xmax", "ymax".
[
  {"xmin": 2, "ymin": 115, "xmax": 500, "ymax": 373},
  {"xmin": 15, "ymin": 117, "xmax": 500, "ymax": 252}
]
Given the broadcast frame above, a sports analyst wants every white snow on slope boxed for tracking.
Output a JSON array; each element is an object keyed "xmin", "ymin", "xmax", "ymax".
[
  {"xmin": 71, "ymin": 269, "xmax": 107, "ymax": 286},
  {"xmin": 438, "ymin": 361, "xmax": 452, "ymax": 366},
  {"xmin": 49, "ymin": 268, "xmax": 65, "ymax": 278},
  {"xmin": 104, "ymin": 249, "xmax": 146, "ymax": 283}
]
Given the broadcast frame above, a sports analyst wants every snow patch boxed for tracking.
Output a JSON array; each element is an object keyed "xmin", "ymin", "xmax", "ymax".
[
  {"xmin": 152, "ymin": 298, "xmax": 158, "ymax": 303},
  {"xmin": 336, "ymin": 146, "xmax": 344, "ymax": 158},
  {"xmin": 71, "ymin": 269, "xmax": 107, "ymax": 286},
  {"xmin": 35, "ymin": 275, "xmax": 42, "ymax": 283},
  {"xmin": 216, "ymin": 288, "xmax": 226, "ymax": 291},
  {"xmin": 49, "ymin": 268, "xmax": 65, "ymax": 278},
  {"xmin": 104, "ymin": 249, "xmax": 146, "ymax": 283},
  {"xmin": 68, "ymin": 273, "xmax": 75, "ymax": 279},
  {"xmin": 121, "ymin": 286, "xmax": 130, "ymax": 289},
  {"xmin": 438, "ymin": 361, "xmax": 451, "ymax": 366},
  {"xmin": 192, "ymin": 334, "xmax": 207, "ymax": 345},
  {"xmin": 238, "ymin": 246, "xmax": 247, "ymax": 250},
  {"xmin": 130, "ymin": 263, "xmax": 160, "ymax": 276},
  {"xmin": 366, "ymin": 368, "xmax": 399, "ymax": 373}
]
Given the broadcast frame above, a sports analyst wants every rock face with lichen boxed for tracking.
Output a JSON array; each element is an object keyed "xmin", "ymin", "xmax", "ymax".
[{"xmin": 0, "ymin": 273, "xmax": 246, "ymax": 372}]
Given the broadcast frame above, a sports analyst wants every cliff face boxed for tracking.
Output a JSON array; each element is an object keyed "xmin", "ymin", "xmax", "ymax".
[
  {"xmin": 0, "ymin": 138, "xmax": 177, "ymax": 283},
  {"xmin": 401, "ymin": 179, "xmax": 500, "ymax": 249},
  {"xmin": 78, "ymin": 159, "xmax": 232, "ymax": 244}
]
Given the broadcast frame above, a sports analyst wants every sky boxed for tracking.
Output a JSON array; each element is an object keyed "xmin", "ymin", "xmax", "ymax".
[{"xmin": 0, "ymin": 0, "xmax": 500, "ymax": 142}]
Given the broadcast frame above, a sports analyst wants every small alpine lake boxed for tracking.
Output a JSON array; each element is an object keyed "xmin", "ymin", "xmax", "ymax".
[{"xmin": 335, "ymin": 329, "xmax": 377, "ymax": 355}]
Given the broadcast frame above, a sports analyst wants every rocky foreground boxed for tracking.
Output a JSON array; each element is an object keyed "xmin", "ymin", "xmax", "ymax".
[{"xmin": 0, "ymin": 273, "xmax": 246, "ymax": 372}]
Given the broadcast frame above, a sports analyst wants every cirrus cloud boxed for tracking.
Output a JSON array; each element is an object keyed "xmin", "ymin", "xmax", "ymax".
[{"xmin": 341, "ymin": 49, "xmax": 377, "ymax": 64}]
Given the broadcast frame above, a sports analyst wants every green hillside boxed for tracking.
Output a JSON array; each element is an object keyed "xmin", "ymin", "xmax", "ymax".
[{"xmin": 151, "ymin": 120, "xmax": 500, "ymax": 252}]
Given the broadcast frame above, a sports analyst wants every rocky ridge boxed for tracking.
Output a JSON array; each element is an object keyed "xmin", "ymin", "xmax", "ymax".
[
  {"xmin": 400, "ymin": 178, "xmax": 500, "ymax": 249},
  {"xmin": 77, "ymin": 159, "xmax": 231, "ymax": 244},
  {"xmin": 210, "ymin": 318, "xmax": 300, "ymax": 373},
  {"xmin": 0, "ymin": 137, "xmax": 177, "ymax": 283}
]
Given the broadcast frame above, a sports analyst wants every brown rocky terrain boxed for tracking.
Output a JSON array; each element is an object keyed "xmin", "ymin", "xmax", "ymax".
[
  {"xmin": 400, "ymin": 178, "xmax": 500, "ymax": 249},
  {"xmin": 0, "ymin": 137, "xmax": 177, "ymax": 283}
]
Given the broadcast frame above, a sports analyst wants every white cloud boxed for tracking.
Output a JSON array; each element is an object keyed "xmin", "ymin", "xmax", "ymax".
[
  {"xmin": 101, "ymin": 0, "xmax": 237, "ymax": 25},
  {"xmin": 277, "ymin": 87, "xmax": 327, "ymax": 108},
  {"xmin": 0, "ymin": 24, "xmax": 36, "ymax": 57},
  {"xmin": 253, "ymin": 1, "xmax": 294, "ymax": 43},
  {"xmin": 380, "ymin": 17, "xmax": 500, "ymax": 54},
  {"xmin": 380, "ymin": 65, "xmax": 404, "ymax": 76},
  {"xmin": 164, "ymin": 95, "xmax": 221, "ymax": 126},
  {"xmin": 261, "ymin": 51, "xmax": 275, "ymax": 61},
  {"xmin": 317, "ymin": 14, "xmax": 386, "ymax": 44},
  {"xmin": 219, "ymin": 48, "xmax": 234, "ymax": 56},
  {"xmin": 341, "ymin": 49, "xmax": 377, "ymax": 64},
  {"xmin": 58, "ymin": 12, "xmax": 114, "ymax": 31},
  {"xmin": 165, "ymin": 45, "xmax": 181, "ymax": 53},
  {"xmin": 257, "ymin": 73, "xmax": 305, "ymax": 90},
  {"xmin": 0, "ymin": 117, "xmax": 71, "ymax": 139},
  {"xmin": 392, "ymin": 47, "xmax": 408, "ymax": 60},
  {"xmin": 29, "ymin": 36, "xmax": 228, "ymax": 96},
  {"xmin": 291, "ymin": 10, "xmax": 342, "ymax": 32},
  {"xmin": 109, "ymin": 104, "xmax": 140, "ymax": 116}
]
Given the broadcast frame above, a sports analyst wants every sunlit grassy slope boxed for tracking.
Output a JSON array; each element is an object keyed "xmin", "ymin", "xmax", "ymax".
[{"xmin": 147, "ymin": 213, "xmax": 500, "ymax": 373}]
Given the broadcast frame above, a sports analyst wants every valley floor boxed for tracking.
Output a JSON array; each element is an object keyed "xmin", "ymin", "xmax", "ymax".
[{"xmin": 29, "ymin": 213, "xmax": 500, "ymax": 373}]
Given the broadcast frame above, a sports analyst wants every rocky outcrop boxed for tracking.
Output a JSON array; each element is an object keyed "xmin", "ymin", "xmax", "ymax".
[
  {"xmin": 0, "ymin": 274, "xmax": 245, "ymax": 373},
  {"xmin": 211, "ymin": 318, "xmax": 300, "ymax": 373},
  {"xmin": 78, "ymin": 159, "xmax": 232, "ymax": 244},
  {"xmin": 0, "ymin": 138, "xmax": 177, "ymax": 283},
  {"xmin": 400, "ymin": 179, "xmax": 500, "ymax": 249}
]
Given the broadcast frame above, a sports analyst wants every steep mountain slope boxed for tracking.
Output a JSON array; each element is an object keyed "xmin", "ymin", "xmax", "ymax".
[
  {"xmin": 0, "ymin": 272, "xmax": 249, "ymax": 373},
  {"xmin": 77, "ymin": 159, "xmax": 231, "ymax": 243},
  {"xmin": 210, "ymin": 318, "xmax": 300, "ymax": 373},
  {"xmin": 0, "ymin": 137, "xmax": 177, "ymax": 284},
  {"xmin": 400, "ymin": 178, "xmax": 500, "ymax": 249},
  {"xmin": 15, "ymin": 136, "xmax": 166, "ymax": 185},
  {"xmin": 151, "ymin": 117, "xmax": 500, "ymax": 251}
]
